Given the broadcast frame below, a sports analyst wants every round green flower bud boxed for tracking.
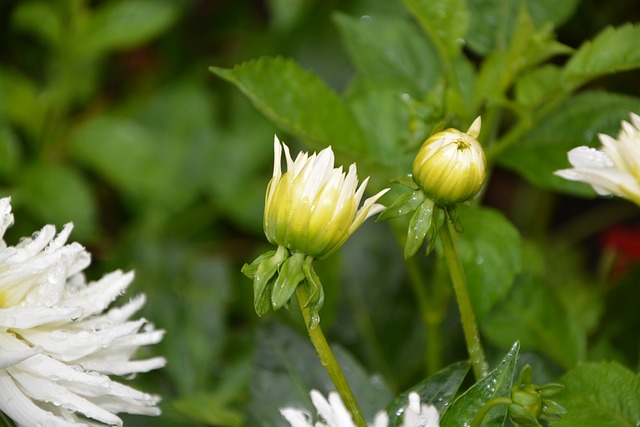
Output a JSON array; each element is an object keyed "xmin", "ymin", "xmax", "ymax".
[
  {"xmin": 264, "ymin": 136, "xmax": 389, "ymax": 259},
  {"xmin": 412, "ymin": 117, "xmax": 486, "ymax": 206}
]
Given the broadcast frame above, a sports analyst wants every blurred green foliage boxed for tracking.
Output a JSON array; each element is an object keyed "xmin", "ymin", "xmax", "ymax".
[{"xmin": 1, "ymin": 0, "xmax": 639, "ymax": 426}]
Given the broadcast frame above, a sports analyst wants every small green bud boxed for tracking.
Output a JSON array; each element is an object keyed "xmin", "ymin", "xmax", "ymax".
[
  {"xmin": 412, "ymin": 117, "xmax": 486, "ymax": 206},
  {"xmin": 508, "ymin": 365, "xmax": 567, "ymax": 426}
]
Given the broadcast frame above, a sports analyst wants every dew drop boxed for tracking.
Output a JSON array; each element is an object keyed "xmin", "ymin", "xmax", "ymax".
[{"xmin": 308, "ymin": 313, "xmax": 320, "ymax": 329}]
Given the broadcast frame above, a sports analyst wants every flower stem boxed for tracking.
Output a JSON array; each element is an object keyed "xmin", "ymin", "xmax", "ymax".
[
  {"xmin": 296, "ymin": 285, "xmax": 367, "ymax": 427},
  {"xmin": 438, "ymin": 222, "xmax": 489, "ymax": 380},
  {"xmin": 470, "ymin": 397, "xmax": 513, "ymax": 427}
]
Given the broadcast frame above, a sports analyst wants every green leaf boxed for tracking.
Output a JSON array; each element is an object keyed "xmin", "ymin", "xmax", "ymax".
[
  {"xmin": 0, "ymin": 70, "xmax": 43, "ymax": 138},
  {"xmin": 69, "ymin": 117, "xmax": 157, "ymax": 199},
  {"xmin": 482, "ymin": 273, "xmax": 586, "ymax": 369},
  {"xmin": 563, "ymin": 23, "xmax": 640, "ymax": 90},
  {"xmin": 347, "ymin": 89, "xmax": 413, "ymax": 171},
  {"xmin": 455, "ymin": 207, "xmax": 521, "ymax": 321},
  {"xmin": 70, "ymin": 82, "xmax": 213, "ymax": 211},
  {"xmin": 11, "ymin": 1, "xmax": 61, "ymax": 48},
  {"xmin": 80, "ymin": 0, "xmax": 180, "ymax": 54},
  {"xmin": 334, "ymin": 12, "xmax": 441, "ymax": 97},
  {"xmin": 210, "ymin": 57, "xmax": 365, "ymax": 155},
  {"xmin": 552, "ymin": 362, "xmax": 640, "ymax": 427},
  {"xmin": 387, "ymin": 361, "xmax": 470, "ymax": 426},
  {"xmin": 16, "ymin": 163, "xmax": 97, "ymax": 240},
  {"xmin": 440, "ymin": 342, "xmax": 520, "ymax": 427},
  {"xmin": 402, "ymin": 0, "xmax": 469, "ymax": 60},
  {"xmin": 466, "ymin": 0, "xmax": 580, "ymax": 56},
  {"xmin": 496, "ymin": 91, "xmax": 640, "ymax": 196},
  {"xmin": 0, "ymin": 124, "xmax": 22, "ymax": 178},
  {"xmin": 515, "ymin": 65, "xmax": 563, "ymax": 108},
  {"xmin": 267, "ymin": 0, "xmax": 311, "ymax": 31},
  {"xmin": 474, "ymin": 5, "xmax": 572, "ymax": 107}
]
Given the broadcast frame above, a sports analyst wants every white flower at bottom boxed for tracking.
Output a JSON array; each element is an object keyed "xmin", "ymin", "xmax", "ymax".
[
  {"xmin": 0, "ymin": 198, "xmax": 165, "ymax": 426},
  {"xmin": 280, "ymin": 390, "xmax": 439, "ymax": 427},
  {"xmin": 554, "ymin": 113, "xmax": 640, "ymax": 206}
]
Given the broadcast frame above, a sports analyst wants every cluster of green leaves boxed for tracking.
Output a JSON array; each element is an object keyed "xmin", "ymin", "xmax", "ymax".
[
  {"xmin": 1, "ymin": 0, "xmax": 640, "ymax": 426},
  {"xmin": 211, "ymin": 0, "xmax": 640, "ymax": 426}
]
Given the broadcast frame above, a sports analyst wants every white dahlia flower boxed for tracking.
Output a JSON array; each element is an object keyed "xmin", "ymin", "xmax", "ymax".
[
  {"xmin": 0, "ymin": 197, "xmax": 165, "ymax": 426},
  {"xmin": 280, "ymin": 389, "xmax": 439, "ymax": 427},
  {"xmin": 555, "ymin": 113, "xmax": 640, "ymax": 206}
]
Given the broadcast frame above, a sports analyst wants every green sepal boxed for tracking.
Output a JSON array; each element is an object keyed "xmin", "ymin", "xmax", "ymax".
[
  {"xmin": 404, "ymin": 198, "xmax": 435, "ymax": 259},
  {"xmin": 429, "ymin": 120, "xmax": 446, "ymax": 136},
  {"xmin": 377, "ymin": 189, "xmax": 425, "ymax": 222},
  {"xmin": 445, "ymin": 205, "xmax": 463, "ymax": 232},
  {"xmin": 425, "ymin": 204, "xmax": 444, "ymax": 255},
  {"xmin": 517, "ymin": 364, "xmax": 533, "ymax": 385},
  {"xmin": 540, "ymin": 399, "xmax": 567, "ymax": 419},
  {"xmin": 271, "ymin": 251, "xmax": 306, "ymax": 309},
  {"xmin": 508, "ymin": 402, "xmax": 542, "ymax": 426},
  {"xmin": 302, "ymin": 256, "xmax": 324, "ymax": 329},
  {"xmin": 539, "ymin": 383, "xmax": 564, "ymax": 397},
  {"xmin": 252, "ymin": 245, "xmax": 288, "ymax": 316},
  {"xmin": 241, "ymin": 250, "xmax": 277, "ymax": 279},
  {"xmin": 391, "ymin": 174, "xmax": 419, "ymax": 189}
]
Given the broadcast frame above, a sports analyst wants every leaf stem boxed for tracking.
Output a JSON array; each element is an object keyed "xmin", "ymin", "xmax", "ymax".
[
  {"xmin": 438, "ymin": 221, "xmax": 489, "ymax": 380},
  {"xmin": 296, "ymin": 285, "xmax": 367, "ymax": 427},
  {"xmin": 470, "ymin": 397, "xmax": 513, "ymax": 427}
]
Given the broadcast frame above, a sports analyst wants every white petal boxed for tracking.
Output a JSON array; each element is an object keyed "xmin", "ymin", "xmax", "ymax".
[
  {"xmin": 0, "ymin": 345, "xmax": 40, "ymax": 369},
  {"xmin": 19, "ymin": 319, "xmax": 147, "ymax": 361},
  {"xmin": 371, "ymin": 410, "xmax": 389, "ymax": 427},
  {"xmin": 0, "ymin": 306, "xmax": 82, "ymax": 329},
  {"xmin": 310, "ymin": 390, "xmax": 334, "ymax": 424},
  {"xmin": 280, "ymin": 407, "xmax": 314, "ymax": 427},
  {"xmin": 567, "ymin": 146, "xmax": 613, "ymax": 169},
  {"xmin": 328, "ymin": 392, "xmax": 356, "ymax": 427},
  {"xmin": 0, "ymin": 371, "xmax": 83, "ymax": 427},
  {"xmin": 0, "ymin": 197, "xmax": 14, "ymax": 243},
  {"xmin": 273, "ymin": 135, "xmax": 283, "ymax": 180},
  {"xmin": 349, "ymin": 187, "xmax": 390, "ymax": 236},
  {"xmin": 61, "ymin": 270, "xmax": 134, "ymax": 316},
  {"xmin": 9, "ymin": 366, "xmax": 124, "ymax": 426}
]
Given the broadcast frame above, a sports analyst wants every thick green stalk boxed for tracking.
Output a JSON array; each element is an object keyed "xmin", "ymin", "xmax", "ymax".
[
  {"xmin": 438, "ymin": 222, "xmax": 489, "ymax": 380},
  {"xmin": 296, "ymin": 285, "xmax": 367, "ymax": 427}
]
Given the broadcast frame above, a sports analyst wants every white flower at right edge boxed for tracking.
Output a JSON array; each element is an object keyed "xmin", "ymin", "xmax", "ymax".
[
  {"xmin": 280, "ymin": 390, "xmax": 439, "ymax": 427},
  {"xmin": 0, "ymin": 197, "xmax": 165, "ymax": 427},
  {"xmin": 554, "ymin": 113, "xmax": 640, "ymax": 206}
]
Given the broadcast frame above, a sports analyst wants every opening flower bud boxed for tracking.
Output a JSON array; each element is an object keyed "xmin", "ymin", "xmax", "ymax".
[
  {"xmin": 412, "ymin": 117, "xmax": 486, "ymax": 206},
  {"xmin": 264, "ymin": 136, "xmax": 389, "ymax": 259}
]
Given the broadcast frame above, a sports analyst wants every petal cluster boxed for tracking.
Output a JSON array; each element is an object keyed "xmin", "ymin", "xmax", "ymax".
[
  {"xmin": 554, "ymin": 113, "xmax": 640, "ymax": 206},
  {"xmin": 280, "ymin": 390, "xmax": 440, "ymax": 427},
  {"xmin": 412, "ymin": 117, "xmax": 486, "ymax": 206},
  {"xmin": 0, "ymin": 198, "xmax": 165, "ymax": 427},
  {"xmin": 264, "ymin": 136, "xmax": 388, "ymax": 259}
]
